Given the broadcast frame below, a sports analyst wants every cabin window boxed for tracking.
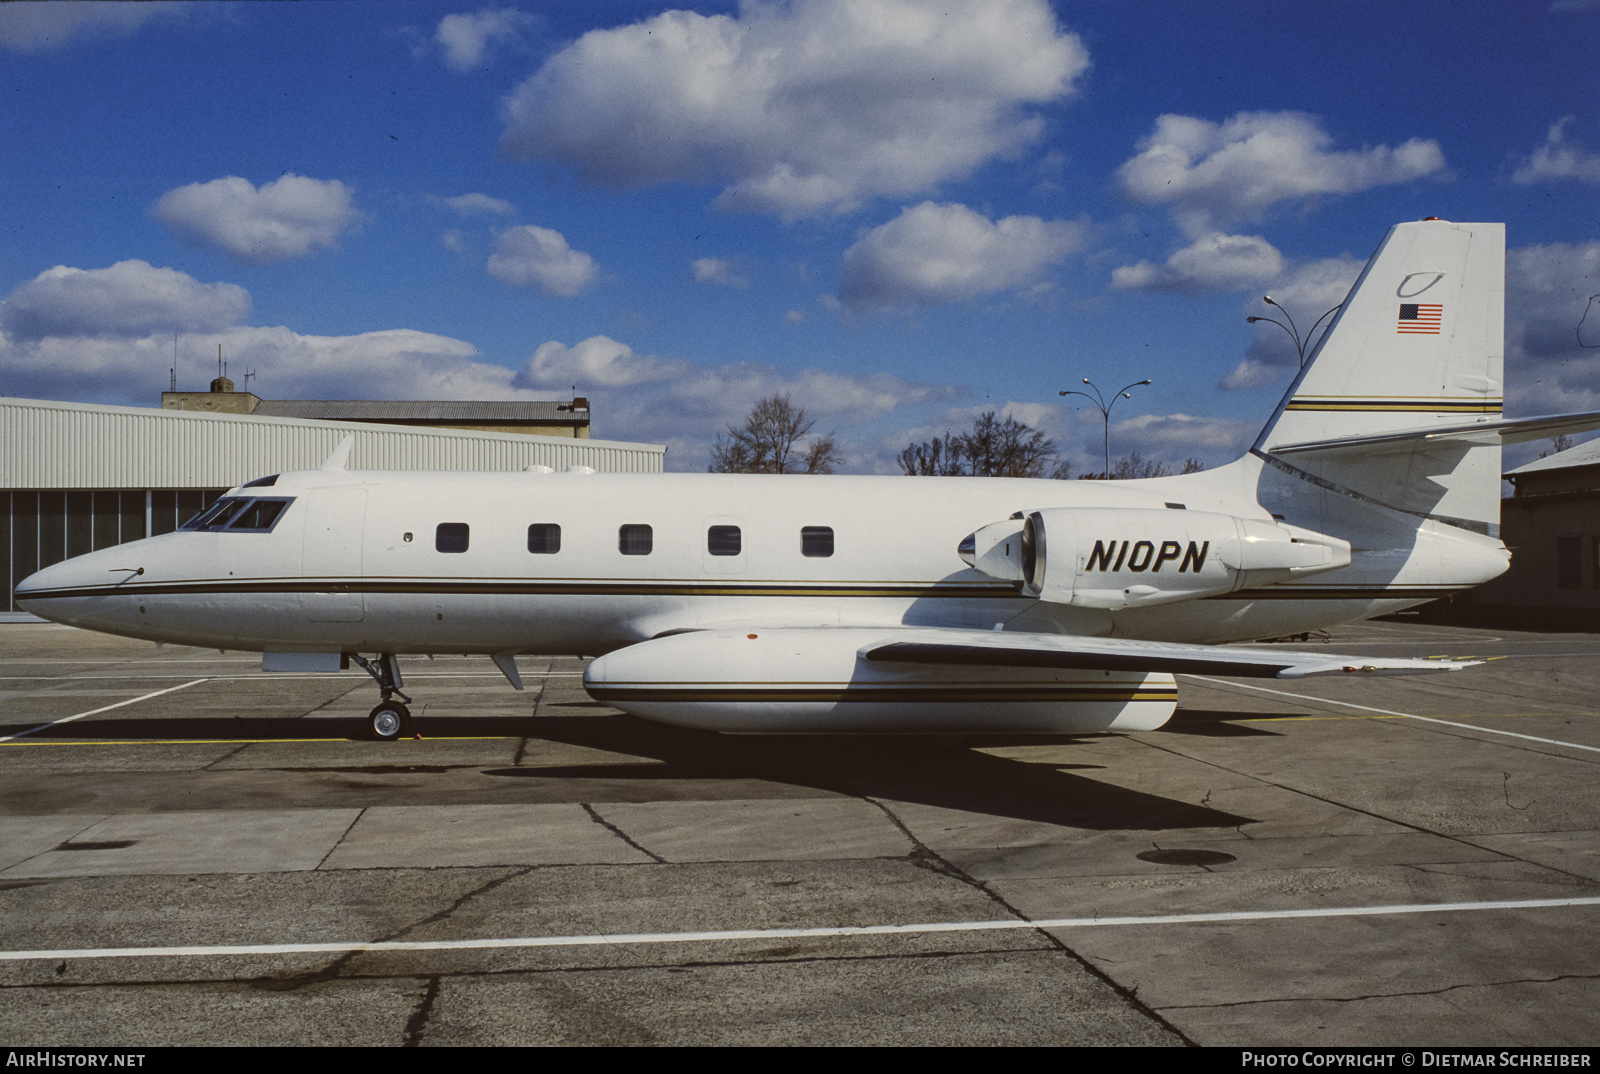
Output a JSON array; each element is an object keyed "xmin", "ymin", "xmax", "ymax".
[
  {"xmin": 801, "ymin": 526, "xmax": 834, "ymax": 557},
  {"xmin": 527, "ymin": 524, "xmax": 561, "ymax": 554},
  {"xmin": 436, "ymin": 523, "xmax": 470, "ymax": 553},
  {"xmin": 1557, "ymin": 536, "xmax": 1581, "ymax": 588},
  {"xmin": 225, "ymin": 498, "xmax": 291, "ymax": 532},
  {"xmin": 707, "ymin": 525, "xmax": 741, "ymax": 557},
  {"xmin": 619, "ymin": 524, "xmax": 653, "ymax": 556}
]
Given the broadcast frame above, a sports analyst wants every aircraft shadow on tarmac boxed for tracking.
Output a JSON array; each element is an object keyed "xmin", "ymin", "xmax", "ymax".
[
  {"xmin": 2, "ymin": 707, "xmax": 1280, "ymax": 831},
  {"xmin": 482, "ymin": 713, "xmax": 1258, "ymax": 831}
]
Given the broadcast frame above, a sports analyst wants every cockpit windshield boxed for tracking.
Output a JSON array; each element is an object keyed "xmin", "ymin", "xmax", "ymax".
[{"xmin": 180, "ymin": 496, "xmax": 295, "ymax": 533}]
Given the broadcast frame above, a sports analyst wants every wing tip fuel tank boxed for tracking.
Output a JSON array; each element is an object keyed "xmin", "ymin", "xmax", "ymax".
[{"xmin": 584, "ymin": 628, "xmax": 1178, "ymax": 734}]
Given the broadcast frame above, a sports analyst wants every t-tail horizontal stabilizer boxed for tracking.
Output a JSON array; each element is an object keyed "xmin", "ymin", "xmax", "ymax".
[{"xmin": 1267, "ymin": 410, "xmax": 1600, "ymax": 457}]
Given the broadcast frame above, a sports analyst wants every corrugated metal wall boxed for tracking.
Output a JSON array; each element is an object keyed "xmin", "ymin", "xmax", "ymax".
[{"xmin": 1, "ymin": 398, "xmax": 665, "ymax": 489}]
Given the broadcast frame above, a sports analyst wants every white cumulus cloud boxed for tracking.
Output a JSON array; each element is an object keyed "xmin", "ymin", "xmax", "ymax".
[
  {"xmin": 1112, "ymin": 232, "xmax": 1285, "ymax": 293},
  {"xmin": 1118, "ymin": 111, "xmax": 1446, "ymax": 235},
  {"xmin": 0, "ymin": 261, "xmax": 568, "ymax": 406},
  {"xmin": 431, "ymin": 192, "xmax": 517, "ymax": 216},
  {"xmin": 514, "ymin": 335, "xmax": 686, "ymax": 390},
  {"xmin": 0, "ymin": 260, "xmax": 250, "ymax": 342},
  {"xmin": 691, "ymin": 258, "xmax": 750, "ymax": 289},
  {"xmin": 486, "ymin": 225, "xmax": 597, "ymax": 297},
  {"xmin": 499, "ymin": 0, "xmax": 1088, "ymax": 218},
  {"xmin": 1219, "ymin": 255, "xmax": 1364, "ymax": 390},
  {"xmin": 511, "ymin": 334, "xmax": 959, "ymax": 468},
  {"xmin": 1504, "ymin": 241, "xmax": 1600, "ymax": 416},
  {"xmin": 1110, "ymin": 413, "xmax": 1257, "ymax": 455},
  {"xmin": 1, "ymin": 322, "xmax": 547, "ymax": 409},
  {"xmin": 432, "ymin": 7, "xmax": 538, "ymax": 71},
  {"xmin": 838, "ymin": 201, "xmax": 1086, "ymax": 312},
  {"xmin": 152, "ymin": 174, "xmax": 360, "ymax": 265},
  {"xmin": 0, "ymin": 2, "xmax": 185, "ymax": 52},
  {"xmin": 1511, "ymin": 117, "xmax": 1600, "ymax": 185}
]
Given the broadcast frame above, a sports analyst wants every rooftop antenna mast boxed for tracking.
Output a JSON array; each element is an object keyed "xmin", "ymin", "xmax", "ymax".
[{"xmin": 170, "ymin": 334, "xmax": 177, "ymax": 392}]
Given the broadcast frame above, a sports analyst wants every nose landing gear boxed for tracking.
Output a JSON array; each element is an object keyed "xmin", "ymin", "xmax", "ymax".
[{"xmin": 349, "ymin": 653, "xmax": 413, "ymax": 741}]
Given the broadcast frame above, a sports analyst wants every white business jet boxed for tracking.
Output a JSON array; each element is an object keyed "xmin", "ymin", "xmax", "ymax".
[{"xmin": 18, "ymin": 220, "xmax": 1600, "ymax": 741}]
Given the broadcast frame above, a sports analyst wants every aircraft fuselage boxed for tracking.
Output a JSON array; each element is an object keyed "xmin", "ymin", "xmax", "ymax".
[{"xmin": 16, "ymin": 461, "xmax": 1504, "ymax": 659}]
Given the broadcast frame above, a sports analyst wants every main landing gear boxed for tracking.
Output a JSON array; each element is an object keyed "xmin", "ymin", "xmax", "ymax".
[{"xmin": 349, "ymin": 653, "xmax": 413, "ymax": 741}]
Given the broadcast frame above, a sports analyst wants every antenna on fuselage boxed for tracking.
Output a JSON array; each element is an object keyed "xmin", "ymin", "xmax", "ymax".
[{"xmin": 320, "ymin": 434, "xmax": 355, "ymax": 472}]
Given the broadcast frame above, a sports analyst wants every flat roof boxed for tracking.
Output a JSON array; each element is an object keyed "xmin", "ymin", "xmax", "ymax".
[
  {"xmin": 1507, "ymin": 437, "xmax": 1600, "ymax": 477},
  {"xmin": 252, "ymin": 400, "xmax": 587, "ymax": 422}
]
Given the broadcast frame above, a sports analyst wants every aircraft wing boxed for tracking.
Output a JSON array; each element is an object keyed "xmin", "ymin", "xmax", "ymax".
[{"xmin": 861, "ymin": 629, "xmax": 1481, "ymax": 679}]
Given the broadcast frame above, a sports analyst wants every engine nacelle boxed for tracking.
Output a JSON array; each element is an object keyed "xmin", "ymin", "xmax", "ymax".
[{"xmin": 959, "ymin": 507, "xmax": 1349, "ymax": 610}]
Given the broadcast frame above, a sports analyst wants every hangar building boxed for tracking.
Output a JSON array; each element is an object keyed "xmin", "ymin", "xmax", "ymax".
[
  {"xmin": 1, "ymin": 396, "xmax": 664, "ymax": 618},
  {"xmin": 1460, "ymin": 440, "xmax": 1600, "ymax": 625}
]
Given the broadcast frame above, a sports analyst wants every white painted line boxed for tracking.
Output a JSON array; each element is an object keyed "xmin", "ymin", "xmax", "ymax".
[
  {"xmin": 1187, "ymin": 676, "xmax": 1600, "ymax": 755},
  {"xmin": 0, "ymin": 680, "xmax": 208, "ymax": 743},
  {"xmin": 5, "ymin": 896, "xmax": 1599, "ymax": 963}
]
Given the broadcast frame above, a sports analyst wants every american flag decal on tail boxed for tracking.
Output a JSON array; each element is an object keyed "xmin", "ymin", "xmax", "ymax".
[{"xmin": 1397, "ymin": 303, "xmax": 1443, "ymax": 334}]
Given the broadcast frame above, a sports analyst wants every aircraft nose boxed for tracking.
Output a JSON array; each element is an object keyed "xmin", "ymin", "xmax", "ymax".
[{"xmin": 14, "ymin": 548, "xmax": 144, "ymax": 627}]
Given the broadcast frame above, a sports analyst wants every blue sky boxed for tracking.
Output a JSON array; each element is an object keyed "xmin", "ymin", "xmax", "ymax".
[{"xmin": 1, "ymin": 0, "xmax": 1597, "ymax": 472}]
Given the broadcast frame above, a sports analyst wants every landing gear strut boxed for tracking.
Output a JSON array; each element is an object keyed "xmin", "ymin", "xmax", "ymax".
[{"xmin": 350, "ymin": 653, "xmax": 413, "ymax": 741}]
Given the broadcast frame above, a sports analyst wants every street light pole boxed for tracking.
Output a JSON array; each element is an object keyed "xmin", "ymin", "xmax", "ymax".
[
  {"xmin": 1059, "ymin": 377, "xmax": 1151, "ymax": 478},
  {"xmin": 1247, "ymin": 296, "xmax": 1343, "ymax": 369}
]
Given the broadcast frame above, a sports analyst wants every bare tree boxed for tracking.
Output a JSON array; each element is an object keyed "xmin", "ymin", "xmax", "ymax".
[
  {"xmin": 899, "ymin": 411, "xmax": 1060, "ymax": 478},
  {"xmin": 709, "ymin": 393, "xmax": 840, "ymax": 474},
  {"xmin": 1078, "ymin": 450, "xmax": 1184, "ymax": 480},
  {"xmin": 897, "ymin": 435, "xmax": 965, "ymax": 476},
  {"xmin": 1539, "ymin": 433, "xmax": 1575, "ymax": 459}
]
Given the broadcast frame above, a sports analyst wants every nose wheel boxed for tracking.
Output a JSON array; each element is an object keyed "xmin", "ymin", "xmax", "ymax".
[
  {"xmin": 369, "ymin": 700, "xmax": 412, "ymax": 741},
  {"xmin": 350, "ymin": 653, "xmax": 414, "ymax": 742}
]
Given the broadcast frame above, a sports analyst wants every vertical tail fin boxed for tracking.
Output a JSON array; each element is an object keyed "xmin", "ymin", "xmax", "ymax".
[{"xmin": 1254, "ymin": 220, "xmax": 1505, "ymax": 533}]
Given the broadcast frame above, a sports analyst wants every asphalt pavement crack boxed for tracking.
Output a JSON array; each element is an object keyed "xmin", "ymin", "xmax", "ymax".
[
  {"xmin": 401, "ymin": 975, "xmax": 440, "ymax": 1046},
  {"xmin": 313, "ymin": 808, "xmax": 366, "ymax": 870},
  {"xmin": 1129, "ymin": 730, "xmax": 1600, "ymax": 885},
  {"xmin": 863, "ymin": 796, "xmax": 1196, "ymax": 1047},
  {"xmin": 242, "ymin": 866, "xmax": 530, "ymax": 992},
  {"xmin": 582, "ymin": 802, "xmax": 666, "ymax": 862},
  {"xmin": 1161, "ymin": 970, "xmax": 1600, "ymax": 1011}
]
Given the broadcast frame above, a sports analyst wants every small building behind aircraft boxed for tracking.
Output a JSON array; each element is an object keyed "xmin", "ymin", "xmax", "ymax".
[
  {"xmin": 0, "ymin": 395, "xmax": 663, "ymax": 618},
  {"xmin": 1465, "ymin": 440, "xmax": 1600, "ymax": 625},
  {"xmin": 162, "ymin": 377, "xmax": 593, "ymax": 438}
]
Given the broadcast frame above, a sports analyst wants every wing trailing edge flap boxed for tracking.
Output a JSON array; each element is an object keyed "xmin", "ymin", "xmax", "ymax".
[
  {"xmin": 1266, "ymin": 411, "xmax": 1600, "ymax": 457},
  {"xmin": 861, "ymin": 629, "xmax": 1481, "ymax": 679}
]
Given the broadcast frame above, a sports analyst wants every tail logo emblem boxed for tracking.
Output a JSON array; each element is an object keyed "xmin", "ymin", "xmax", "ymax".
[{"xmin": 1397, "ymin": 303, "xmax": 1443, "ymax": 334}]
